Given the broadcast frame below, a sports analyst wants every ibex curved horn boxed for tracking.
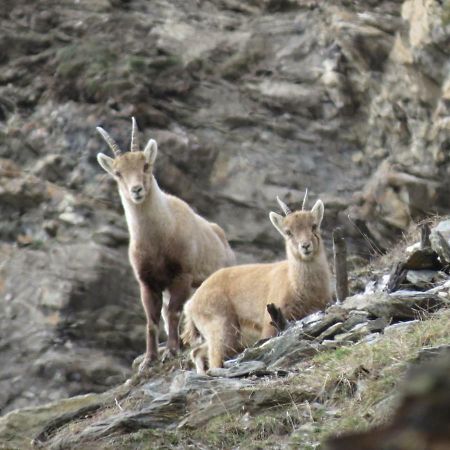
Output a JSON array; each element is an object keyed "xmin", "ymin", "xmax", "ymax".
[
  {"xmin": 276, "ymin": 196, "xmax": 291, "ymax": 216},
  {"xmin": 130, "ymin": 117, "xmax": 139, "ymax": 152},
  {"xmin": 96, "ymin": 126, "xmax": 122, "ymax": 158},
  {"xmin": 302, "ymin": 188, "xmax": 309, "ymax": 211}
]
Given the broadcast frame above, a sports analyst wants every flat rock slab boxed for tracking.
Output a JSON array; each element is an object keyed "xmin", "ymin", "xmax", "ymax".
[
  {"xmin": 406, "ymin": 270, "xmax": 448, "ymax": 289},
  {"xmin": 179, "ymin": 384, "xmax": 316, "ymax": 429},
  {"xmin": 207, "ymin": 360, "xmax": 272, "ymax": 378},
  {"xmin": 341, "ymin": 291, "xmax": 447, "ymax": 319},
  {"xmin": 75, "ymin": 393, "xmax": 187, "ymax": 444}
]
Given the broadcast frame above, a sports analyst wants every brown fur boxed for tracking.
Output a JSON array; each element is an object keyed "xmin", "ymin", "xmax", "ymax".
[
  {"xmin": 182, "ymin": 199, "xmax": 332, "ymax": 374},
  {"xmin": 96, "ymin": 121, "xmax": 235, "ymax": 372}
]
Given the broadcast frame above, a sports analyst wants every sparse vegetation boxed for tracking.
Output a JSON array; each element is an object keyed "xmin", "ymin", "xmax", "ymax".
[
  {"xmin": 40, "ymin": 308, "xmax": 449, "ymax": 450},
  {"xmin": 170, "ymin": 309, "xmax": 449, "ymax": 449}
]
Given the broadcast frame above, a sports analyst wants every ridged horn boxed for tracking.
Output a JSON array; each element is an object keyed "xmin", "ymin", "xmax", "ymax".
[
  {"xmin": 130, "ymin": 116, "xmax": 139, "ymax": 152},
  {"xmin": 96, "ymin": 126, "xmax": 122, "ymax": 157},
  {"xmin": 302, "ymin": 188, "xmax": 309, "ymax": 211},
  {"xmin": 276, "ymin": 196, "xmax": 291, "ymax": 216}
]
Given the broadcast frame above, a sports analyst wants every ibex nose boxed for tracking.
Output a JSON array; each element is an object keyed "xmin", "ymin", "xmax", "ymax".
[
  {"xmin": 302, "ymin": 242, "xmax": 312, "ymax": 251},
  {"xmin": 131, "ymin": 185, "xmax": 143, "ymax": 195}
]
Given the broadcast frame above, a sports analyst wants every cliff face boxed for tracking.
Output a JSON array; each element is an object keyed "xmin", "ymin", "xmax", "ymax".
[{"xmin": 0, "ymin": 0, "xmax": 449, "ymax": 415}]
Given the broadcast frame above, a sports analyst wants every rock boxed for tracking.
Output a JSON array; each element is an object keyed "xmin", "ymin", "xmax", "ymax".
[
  {"xmin": 301, "ymin": 311, "xmax": 347, "ymax": 339},
  {"xmin": 414, "ymin": 344, "xmax": 450, "ymax": 365},
  {"xmin": 316, "ymin": 322, "xmax": 345, "ymax": 341},
  {"xmin": 59, "ymin": 211, "xmax": 85, "ymax": 226},
  {"xmin": 340, "ymin": 310, "xmax": 370, "ymax": 330},
  {"xmin": 42, "ymin": 219, "xmax": 59, "ymax": 237},
  {"xmin": 0, "ymin": 393, "xmax": 107, "ymax": 450},
  {"xmin": 341, "ymin": 290, "xmax": 446, "ymax": 320},
  {"xmin": 348, "ymin": 162, "xmax": 443, "ymax": 252},
  {"xmin": 0, "ymin": 242, "xmax": 142, "ymax": 414},
  {"xmin": 75, "ymin": 393, "xmax": 187, "ymax": 442},
  {"xmin": 207, "ymin": 361, "xmax": 270, "ymax": 378},
  {"xmin": 383, "ymin": 320, "xmax": 420, "ymax": 335},
  {"xmin": 403, "ymin": 248, "xmax": 441, "ymax": 270},
  {"xmin": 325, "ymin": 349, "xmax": 450, "ymax": 450},
  {"xmin": 334, "ymin": 318, "xmax": 387, "ymax": 342},
  {"xmin": 430, "ymin": 230, "xmax": 450, "ymax": 265},
  {"xmin": 92, "ymin": 225, "xmax": 129, "ymax": 247},
  {"xmin": 432, "ymin": 220, "xmax": 450, "ymax": 241},
  {"xmin": 406, "ymin": 270, "xmax": 448, "ymax": 289},
  {"xmin": 31, "ymin": 154, "xmax": 68, "ymax": 183}
]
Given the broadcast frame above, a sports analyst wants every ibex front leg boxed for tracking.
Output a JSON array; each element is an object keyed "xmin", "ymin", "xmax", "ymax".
[{"xmin": 138, "ymin": 282, "xmax": 162, "ymax": 373}]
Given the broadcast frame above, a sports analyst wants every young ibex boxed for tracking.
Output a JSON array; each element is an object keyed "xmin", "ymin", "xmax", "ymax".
[
  {"xmin": 96, "ymin": 118, "xmax": 235, "ymax": 372},
  {"xmin": 182, "ymin": 193, "xmax": 332, "ymax": 374}
]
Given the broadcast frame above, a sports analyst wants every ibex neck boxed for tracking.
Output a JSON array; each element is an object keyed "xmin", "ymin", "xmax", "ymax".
[
  {"xmin": 286, "ymin": 243, "xmax": 329, "ymax": 294},
  {"xmin": 120, "ymin": 177, "xmax": 173, "ymax": 244}
]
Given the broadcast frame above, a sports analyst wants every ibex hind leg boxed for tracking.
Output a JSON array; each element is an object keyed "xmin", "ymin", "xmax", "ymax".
[
  {"xmin": 207, "ymin": 316, "xmax": 241, "ymax": 370},
  {"xmin": 166, "ymin": 274, "xmax": 193, "ymax": 355},
  {"xmin": 191, "ymin": 344, "xmax": 208, "ymax": 375}
]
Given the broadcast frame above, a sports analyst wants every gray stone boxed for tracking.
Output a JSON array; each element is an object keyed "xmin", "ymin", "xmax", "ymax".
[
  {"xmin": 316, "ymin": 322, "xmax": 345, "ymax": 341},
  {"xmin": 406, "ymin": 270, "xmax": 448, "ymax": 289},
  {"xmin": 59, "ymin": 211, "xmax": 85, "ymax": 226},
  {"xmin": 383, "ymin": 320, "xmax": 420, "ymax": 335},
  {"xmin": 334, "ymin": 318, "xmax": 387, "ymax": 342},
  {"xmin": 301, "ymin": 311, "xmax": 347, "ymax": 339},
  {"xmin": 207, "ymin": 360, "xmax": 268, "ymax": 378},
  {"xmin": 93, "ymin": 225, "xmax": 129, "ymax": 247},
  {"xmin": 433, "ymin": 220, "xmax": 450, "ymax": 241},
  {"xmin": 341, "ymin": 291, "xmax": 447, "ymax": 320},
  {"xmin": 414, "ymin": 344, "xmax": 450, "ymax": 364},
  {"xmin": 0, "ymin": 242, "xmax": 141, "ymax": 414},
  {"xmin": 430, "ymin": 230, "xmax": 450, "ymax": 265},
  {"xmin": 341, "ymin": 310, "xmax": 370, "ymax": 331}
]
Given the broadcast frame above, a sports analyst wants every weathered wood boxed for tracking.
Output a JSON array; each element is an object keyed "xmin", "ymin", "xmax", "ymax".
[
  {"xmin": 267, "ymin": 303, "xmax": 287, "ymax": 332},
  {"xmin": 386, "ymin": 262, "xmax": 407, "ymax": 293},
  {"xmin": 420, "ymin": 222, "xmax": 431, "ymax": 249},
  {"xmin": 332, "ymin": 227, "xmax": 349, "ymax": 302}
]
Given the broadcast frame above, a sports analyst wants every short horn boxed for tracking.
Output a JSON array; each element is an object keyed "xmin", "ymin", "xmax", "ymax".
[
  {"xmin": 302, "ymin": 188, "xmax": 309, "ymax": 211},
  {"xmin": 130, "ymin": 116, "xmax": 139, "ymax": 152},
  {"xmin": 96, "ymin": 126, "xmax": 122, "ymax": 157},
  {"xmin": 276, "ymin": 196, "xmax": 291, "ymax": 216}
]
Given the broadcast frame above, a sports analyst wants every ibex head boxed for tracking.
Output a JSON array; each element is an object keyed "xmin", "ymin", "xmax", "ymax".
[
  {"xmin": 269, "ymin": 191, "xmax": 324, "ymax": 261},
  {"xmin": 96, "ymin": 117, "xmax": 157, "ymax": 204}
]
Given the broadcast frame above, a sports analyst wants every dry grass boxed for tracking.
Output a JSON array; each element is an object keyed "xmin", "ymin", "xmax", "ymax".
[{"xmin": 170, "ymin": 308, "xmax": 450, "ymax": 449}]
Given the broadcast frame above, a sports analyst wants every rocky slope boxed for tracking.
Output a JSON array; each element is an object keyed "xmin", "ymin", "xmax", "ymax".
[
  {"xmin": 0, "ymin": 218, "xmax": 449, "ymax": 449},
  {"xmin": 0, "ymin": 0, "xmax": 449, "ymax": 422}
]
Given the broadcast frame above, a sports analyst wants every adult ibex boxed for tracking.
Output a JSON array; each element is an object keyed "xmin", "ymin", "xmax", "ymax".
[{"xmin": 96, "ymin": 118, "xmax": 235, "ymax": 372}]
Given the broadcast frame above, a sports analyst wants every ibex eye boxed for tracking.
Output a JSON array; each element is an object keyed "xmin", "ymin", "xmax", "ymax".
[
  {"xmin": 143, "ymin": 163, "xmax": 149, "ymax": 172},
  {"xmin": 114, "ymin": 171, "xmax": 121, "ymax": 178},
  {"xmin": 312, "ymin": 224, "xmax": 317, "ymax": 231},
  {"xmin": 285, "ymin": 230, "xmax": 293, "ymax": 237}
]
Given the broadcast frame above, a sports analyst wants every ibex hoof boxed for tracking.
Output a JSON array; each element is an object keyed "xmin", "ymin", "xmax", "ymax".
[
  {"xmin": 162, "ymin": 347, "xmax": 179, "ymax": 363},
  {"xmin": 137, "ymin": 356, "xmax": 156, "ymax": 374}
]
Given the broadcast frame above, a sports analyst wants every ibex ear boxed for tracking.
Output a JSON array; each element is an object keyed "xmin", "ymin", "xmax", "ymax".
[
  {"xmin": 269, "ymin": 212, "xmax": 287, "ymax": 238},
  {"xmin": 311, "ymin": 199, "xmax": 324, "ymax": 227},
  {"xmin": 143, "ymin": 139, "xmax": 158, "ymax": 165},
  {"xmin": 97, "ymin": 153, "xmax": 115, "ymax": 176}
]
